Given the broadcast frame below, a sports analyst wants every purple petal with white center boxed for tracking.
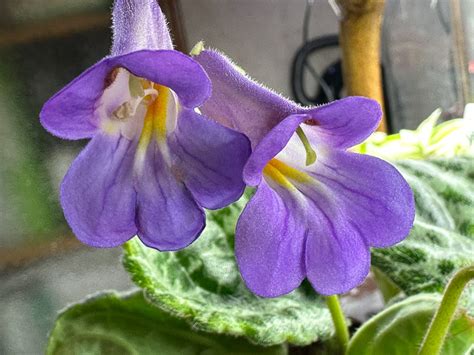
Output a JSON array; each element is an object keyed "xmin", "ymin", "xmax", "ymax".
[
  {"xmin": 60, "ymin": 133, "xmax": 137, "ymax": 247},
  {"xmin": 235, "ymin": 112, "xmax": 414, "ymax": 296},
  {"xmin": 135, "ymin": 142, "xmax": 205, "ymax": 251},
  {"xmin": 40, "ymin": 50, "xmax": 210, "ymax": 140},
  {"xmin": 112, "ymin": 0, "xmax": 173, "ymax": 55},
  {"xmin": 194, "ymin": 49, "xmax": 297, "ymax": 147},
  {"xmin": 169, "ymin": 109, "xmax": 250, "ymax": 209},
  {"xmin": 235, "ymin": 180, "xmax": 306, "ymax": 297}
]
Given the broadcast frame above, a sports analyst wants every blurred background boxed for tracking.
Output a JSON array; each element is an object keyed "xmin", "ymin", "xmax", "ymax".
[{"xmin": 0, "ymin": 0, "xmax": 473, "ymax": 353}]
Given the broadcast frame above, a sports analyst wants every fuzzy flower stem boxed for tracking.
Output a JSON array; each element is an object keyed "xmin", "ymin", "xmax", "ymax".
[
  {"xmin": 326, "ymin": 295, "xmax": 350, "ymax": 354},
  {"xmin": 418, "ymin": 265, "xmax": 474, "ymax": 355}
]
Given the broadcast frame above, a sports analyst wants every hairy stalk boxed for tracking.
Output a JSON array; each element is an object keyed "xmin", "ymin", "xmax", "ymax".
[
  {"xmin": 418, "ymin": 265, "xmax": 474, "ymax": 355},
  {"xmin": 326, "ymin": 295, "xmax": 350, "ymax": 354}
]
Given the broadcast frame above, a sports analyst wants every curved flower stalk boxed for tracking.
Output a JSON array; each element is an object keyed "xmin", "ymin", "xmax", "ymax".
[
  {"xmin": 195, "ymin": 49, "xmax": 415, "ymax": 296},
  {"xmin": 40, "ymin": 1, "xmax": 250, "ymax": 251}
]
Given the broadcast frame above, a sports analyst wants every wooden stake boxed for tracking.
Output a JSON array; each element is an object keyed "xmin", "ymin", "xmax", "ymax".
[{"xmin": 337, "ymin": 0, "xmax": 387, "ymax": 131}]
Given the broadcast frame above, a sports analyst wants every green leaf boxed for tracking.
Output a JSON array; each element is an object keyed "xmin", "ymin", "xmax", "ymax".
[
  {"xmin": 123, "ymin": 198, "xmax": 333, "ymax": 346},
  {"xmin": 398, "ymin": 158, "xmax": 474, "ymax": 235},
  {"xmin": 353, "ymin": 112, "xmax": 474, "ymax": 160},
  {"xmin": 372, "ymin": 267, "xmax": 402, "ymax": 302},
  {"xmin": 347, "ymin": 294, "xmax": 474, "ymax": 355},
  {"xmin": 47, "ymin": 291, "xmax": 287, "ymax": 355},
  {"xmin": 372, "ymin": 157, "xmax": 474, "ymax": 308}
]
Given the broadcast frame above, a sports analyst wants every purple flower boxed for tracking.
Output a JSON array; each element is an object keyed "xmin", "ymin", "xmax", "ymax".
[
  {"xmin": 40, "ymin": 1, "xmax": 250, "ymax": 250},
  {"xmin": 195, "ymin": 49, "xmax": 415, "ymax": 296}
]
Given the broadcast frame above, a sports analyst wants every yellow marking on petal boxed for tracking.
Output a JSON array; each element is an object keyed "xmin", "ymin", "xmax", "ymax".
[
  {"xmin": 267, "ymin": 159, "xmax": 313, "ymax": 184},
  {"xmin": 263, "ymin": 162, "xmax": 295, "ymax": 190},
  {"xmin": 153, "ymin": 84, "xmax": 170, "ymax": 142},
  {"xmin": 137, "ymin": 99, "xmax": 155, "ymax": 151},
  {"xmin": 137, "ymin": 84, "xmax": 170, "ymax": 149}
]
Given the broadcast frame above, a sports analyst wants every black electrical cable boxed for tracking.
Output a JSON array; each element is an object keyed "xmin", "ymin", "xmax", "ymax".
[
  {"xmin": 292, "ymin": 0, "xmax": 454, "ymax": 130},
  {"xmin": 291, "ymin": 1, "xmax": 388, "ymax": 124},
  {"xmin": 291, "ymin": 34, "xmax": 340, "ymax": 106},
  {"xmin": 293, "ymin": 0, "xmax": 335, "ymax": 106}
]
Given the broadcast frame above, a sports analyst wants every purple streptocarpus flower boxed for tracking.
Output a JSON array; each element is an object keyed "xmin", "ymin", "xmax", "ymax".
[
  {"xmin": 40, "ymin": 1, "xmax": 250, "ymax": 250},
  {"xmin": 195, "ymin": 49, "xmax": 415, "ymax": 296}
]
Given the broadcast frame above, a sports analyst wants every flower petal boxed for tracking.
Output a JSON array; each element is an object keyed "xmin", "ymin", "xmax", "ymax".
[
  {"xmin": 265, "ymin": 176, "xmax": 371, "ymax": 295},
  {"xmin": 304, "ymin": 210, "xmax": 371, "ymax": 295},
  {"xmin": 243, "ymin": 114, "xmax": 308, "ymax": 186},
  {"xmin": 135, "ymin": 143, "xmax": 205, "ymax": 251},
  {"xmin": 303, "ymin": 97, "xmax": 382, "ymax": 149},
  {"xmin": 309, "ymin": 150, "xmax": 415, "ymax": 248},
  {"xmin": 112, "ymin": 0, "xmax": 173, "ymax": 55},
  {"xmin": 235, "ymin": 181, "xmax": 306, "ymax": 297},
  {"xmin": 60, "ymin": 133, "xmax": 137, "ymax": 247},
  {"xmin": 265, "ymin": 125, "xmax": 415, "ymax": 247},
  {"xmin": 194, "ymin": 49, "xmax": 297, "ymax": 147},
  {"xmin": 40, "ymin": 50, "xmax": 210, "ymax": 139},
  {"xmin": 170, "ymin": 109, "xmax": 250, "ymax": 209},
  {"xmin": 39, "ymin": 62, "xmax": 110, "ymax": 140},
  {"xmin": 238, "ymin": 113, "xmax": 413, "ymax": 295},
  {"xmin": 116, "ymin": 50, "xmax": 211, "ymax": 108},
  {"xmin": 194, "ymin": 50, "xmax": 381, "ymax": 150}
]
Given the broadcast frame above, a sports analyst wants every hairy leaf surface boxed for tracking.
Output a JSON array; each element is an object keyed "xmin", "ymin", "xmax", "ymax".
[
  {"xmin": 47, "ymin": 291, "xmax": 287, "ymax": 355},
  {"xmin": 123, "ymin": 198, "xmax": 333, "ymax": 346}
]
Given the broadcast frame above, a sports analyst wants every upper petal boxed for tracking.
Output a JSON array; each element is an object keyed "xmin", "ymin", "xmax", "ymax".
[
  {"xmin": 194, "ymin": 50, "xmax": 380, "ymax": 150},
  {"xmin": 303, "ymin": 96, "xmax": 382, "ymax": 149},
  {"xmin": 60, "ymin": 133, "xmax": 137, "ymax": 247},
  {"xmin": 112, "ymin": 0, "xmax": 173, "ymax": 55},
  {"xmin": 243, "ymin": 99, "xmax": 383, "ymax": 185},
  {"xmin": 40, "ymin": 50, "xmax": 210, "ymax": 140},
  {"xmin": 169, "ymin": 109, "xmax": 250, "ymax": 209},
  {"xmin": 194, "ymin": 49, "xmax": 297, "ymax": 147},
  {"xmin": 235, "ymin": 180, "xmax": 306, "ymax": 297},
  {"xmin": 135, "ymin": 141, "xmax": 205, "ymax": 251}
]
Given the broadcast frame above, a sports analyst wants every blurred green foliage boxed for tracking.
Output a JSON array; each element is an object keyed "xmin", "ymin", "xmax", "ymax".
[{"xmin": 0, "ymin": 28, "xmax": 110, "ymax": 246}]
